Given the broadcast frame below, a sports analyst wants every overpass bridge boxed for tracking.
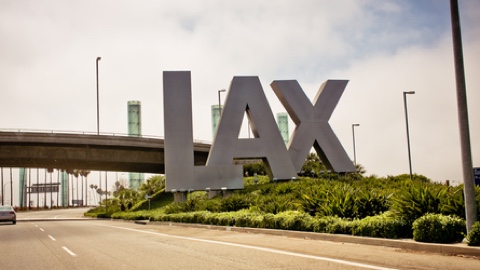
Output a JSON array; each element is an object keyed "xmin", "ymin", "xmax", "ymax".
[{"xmin": 0, "ymin": 131, "xmax": 211, "ymax": 173}]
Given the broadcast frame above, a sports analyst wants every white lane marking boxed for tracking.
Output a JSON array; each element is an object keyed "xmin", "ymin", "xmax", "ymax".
[
  {"xmin": 62, "ymin": 246, "xmax": 78, "ymax": 257},
  {"xmin": 39, "ymin": 228, "xmax": 45, "ymax": 232},
  {"xmin": 97, "ymin": 224, "xmax": 398, "ymax": 270},
  {"xmin": 48, "ymin": 235, "xmax": 56, "ymax": 241}
]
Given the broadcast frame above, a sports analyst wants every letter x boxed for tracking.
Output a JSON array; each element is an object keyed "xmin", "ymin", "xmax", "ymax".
[{"xmin": 271, "ymin": 80, "xmax": 356, "ymax": 173}]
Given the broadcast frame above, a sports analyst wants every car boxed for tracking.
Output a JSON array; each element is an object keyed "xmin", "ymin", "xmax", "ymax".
[{"xmin": 0, "ymin": 205, "xmax": 16, "ymax": 225}]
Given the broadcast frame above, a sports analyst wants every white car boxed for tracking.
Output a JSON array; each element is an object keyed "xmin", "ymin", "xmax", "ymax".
[{"xmin": 0, "ymin": 205, "xmax": 16, "ymax": 225}]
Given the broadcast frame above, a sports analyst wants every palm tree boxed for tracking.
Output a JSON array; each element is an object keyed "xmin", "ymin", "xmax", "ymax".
[
  {"xmin": 89, "ymin": 184, "xmax": 99, "ymax": 205},
  {"xmin": 138, "ymin": 175, "xmax": 165, "ymax": 197},
  {"xmin": 72, "ymin": 170, "xmax": 79, "ymax": 206},
  {"xmin": 300, "ymin": 152, "xmax": 327, "ymax": 177},
  {"xmin": 355, "ymin": 163, "xmax": 366, "ymax": 175},
  {"xmin": 80, "ymin": 170, "xmax": 90, "ymax": 206},
  {"xmin": 115, "ymin": 188, "xmax": 139, "ymax": 211}
]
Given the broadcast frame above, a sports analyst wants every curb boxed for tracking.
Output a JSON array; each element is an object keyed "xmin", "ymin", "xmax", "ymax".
[{"xmin": 146, "ymin": 221, "xmax": 480, "ymax": 258}]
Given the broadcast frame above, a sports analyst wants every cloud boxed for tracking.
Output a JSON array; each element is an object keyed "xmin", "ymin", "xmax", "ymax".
[{"xmin": 0, "ymin": 0, "xmax": 478, "ymax": 184}]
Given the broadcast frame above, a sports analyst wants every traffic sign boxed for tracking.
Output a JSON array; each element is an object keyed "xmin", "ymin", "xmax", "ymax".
[{"xmin": 474, "ymin": 167, "xmax": 480, "ymax": 186}]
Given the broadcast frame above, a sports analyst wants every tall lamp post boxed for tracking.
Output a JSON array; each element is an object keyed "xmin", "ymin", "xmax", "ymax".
[
  {"xmin": 96, "ymin": 57, "xmax": 102, "ymax": 211},
  {"xmin": 218, "ymin": 89, "xmax": 226, "ymax": 117},
  {"xmin": 403, "ymin": 91, "xmax": 415, "ymax": 180},
  {"xmin": 450, "ymin": 0, "xmax": 477, "ymax": 233},
  {"xmin": 1, "ymin": 167, "xmax": 3, "ymax": 205},
  {"xmin": 9, "ymin": 168, "xmax": 13, "ymax": 206},
  {"xmin": 96, "ymin": 56, "xmax": 101, "ymax": 135},
  {"xmin": 352, "ymin": 124, "xmax": 360, "ymax": 167}
]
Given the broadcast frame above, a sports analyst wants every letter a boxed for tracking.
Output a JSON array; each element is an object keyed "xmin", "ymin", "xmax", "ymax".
[{"xmin": 207, "ymin": 76, "xmax": 297, "ymax": 180}]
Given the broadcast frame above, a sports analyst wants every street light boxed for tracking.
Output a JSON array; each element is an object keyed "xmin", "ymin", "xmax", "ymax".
[
  {"xmin": 96, "ymin": 56, "xmax": 101, "ymax": 135},
  {"xmin": 1, "ymin": 167, "xmax": 3, "ymax": 205},
  {"xmin": 218, "ymin": 89, "xmax": 226, "ymax": 117},
  {"xmin": 96, "ymin": 57, "xmax": 102, "ymax": 211},
  {"xmin": 403, "ymin": 91, "xmax": 415, "ymax": 180},
  {"xmin": 352, "ymin": 124, "xmax": 360, "ymax": 167}
]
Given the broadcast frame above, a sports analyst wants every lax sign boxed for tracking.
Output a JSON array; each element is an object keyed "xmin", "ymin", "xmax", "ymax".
[{"xmin": 163, "ymin": 71, "xmax": 354, "ymax": 191}]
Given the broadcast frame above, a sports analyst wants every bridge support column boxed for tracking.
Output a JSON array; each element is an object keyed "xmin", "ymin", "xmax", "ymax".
[
  {"xmin": 222, "ymin": 190, "xmax": 233, "ymax": 198},
  {"xmin": 173, "ymin": 192, "xmax": 187, "ymax": 203},
  {"xmin": 207, "ymin": 190, "xmax": 220, "ymax": 199}
]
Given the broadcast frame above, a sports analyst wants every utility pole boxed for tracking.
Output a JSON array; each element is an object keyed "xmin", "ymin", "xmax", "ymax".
[{"xmin": 450, "ymin": 0, "xmax": 477, "ymax": 233}]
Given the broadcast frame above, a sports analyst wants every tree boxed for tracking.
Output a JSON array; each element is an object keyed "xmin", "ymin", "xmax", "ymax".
[
  {"xmin": 300, "ymin": 152, "xmax": 327, "ymax": 177},
  {"xmin": 115, "ymin": 188, "xmax": 139, "ymax": 211},
  {"xmin": 80, "ymin": 170, "xmax": 90, "ymax": 206},
  {"xmin": 243, "ymin": 161, "xmax": 266, "ymax": 177},
  {"xmin": 138, "ymin": 175, "xmax": 165, "ymax": 197},
  {"xmin": 355, "ymin": 163, "xmax": 367, "ymax": 175}
]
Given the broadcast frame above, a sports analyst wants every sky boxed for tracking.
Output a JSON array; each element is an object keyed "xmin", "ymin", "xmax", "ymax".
[{"xmin": 1, "ymin": 0, "xmax": 479, "ymax": 187}]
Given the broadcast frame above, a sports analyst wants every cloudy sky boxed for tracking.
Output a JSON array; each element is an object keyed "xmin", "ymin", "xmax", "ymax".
[{"xmin": 1, "ymin": 0, "xmax": 479, "ymax": 185}]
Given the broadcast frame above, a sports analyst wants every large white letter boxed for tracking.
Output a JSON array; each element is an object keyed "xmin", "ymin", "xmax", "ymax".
[
  {"xmin": 271, "ymin": 80, "xmax": 356, "ymax": 173},
  {"xmin": 208, "ymin": 76, "xmax": 297, "ymax": 179},
  {"xmin": 163, "ymin": 71, "xmax": 243, "ymax": 191}
]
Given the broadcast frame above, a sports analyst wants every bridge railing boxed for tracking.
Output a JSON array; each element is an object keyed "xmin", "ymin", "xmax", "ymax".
[{"xmin": 0, "ymin": 128, "xmax": 212, "ymax": 145}]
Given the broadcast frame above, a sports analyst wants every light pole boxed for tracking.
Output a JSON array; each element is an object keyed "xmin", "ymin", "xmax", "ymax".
[
  {"xmin": 352, "ymin": 124, "xmax": 360, "ymax": 167},
  {"xmin": 1, "ymin": 167, "xmax": 3, "ymax": 205},
  {"xmin": 403, "ymin": 91, "xmax": 415, "ymax": 180},
  {"xmin": 105, "ymin": 172, "xmax": 108, "ymax": 213},
  {"xmin": 96, "ymin": 56, "xmax": 101, "ymax": 135},
  {"xmin": 10, "ymin": 168, "xmax": 13, "ymax": 206},
  {"xmin": 450, "ymin": 0, "xmax": 477, "ymax": 233},
  {"xmin": 218, "ymin": 89, "xmax": 226, "ymax": 117},
  {"xmin": 96, "ymin": 57, "xmax": 101, "ymax": 211}
]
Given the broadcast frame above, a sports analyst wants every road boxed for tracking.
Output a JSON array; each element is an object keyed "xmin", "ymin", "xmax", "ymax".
[{"xmin": 0, "ymin": 209, "xmax": 478, "ymax": 270}]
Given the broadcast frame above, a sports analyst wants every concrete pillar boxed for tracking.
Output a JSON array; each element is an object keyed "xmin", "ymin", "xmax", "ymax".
[{"xmin": 173, "ymin": 192, "xmax": 187, "ymax": 203}]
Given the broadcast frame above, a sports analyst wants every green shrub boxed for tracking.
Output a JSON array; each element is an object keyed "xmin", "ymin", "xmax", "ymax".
[
  {"xmin": 300, "ymin": 183, "xmax": 390, "ymax": 219},
  {"xmin": 350, "ymin": 212, "xmax": 411, "ymax": 239},
  {"xmin": 311, "ymin": 216, "xmax": 350, "ymax": 234},
  {"xmin": 390, "ymin": 184, "xmax": 447, "ymax": 223},
  {"xmin": 199, "ymin": 199, "xmax": 222, "ymax": 212},
  {"xmin": 220, "ymin": 194, "xmax": 252, "ymax": 212},
  {"xmin": 164, "ymin": 202, "xmax": 187, "ymax": 214},
  {"xmin": 272, "ymin": 211, "xmax": 314, "ymax": 231},
  {"xmin": 466, "ymin": 221, "xmax": 480, "ymax": 246},
  {"xmin": 311, "ymin": 216, "xmax": 338, "ymax": 233},
  {"xmin": 233, "ymin": 210, "xmax": 265, "ymax": 228},
  {"xmin": 319, "ymin": 185, "xmax": 357, "ymax": 219},
  {"xmin": 111, "ymin": 210, "xmax": 151, "ymax": 220},
  {"xmin": 439, "ymin": 186, "xmax": 465, "ymax": 218},
  {"xmin": 253, "ymin": 194, "xmax": 299, "ymax": 214},
  {"xmin": 355, "ymin": 190, "xmax": 390, "ymax": 218},
  {"xmin": 412, "ymin": 213, "xmax": 466, "ymax": 243}
]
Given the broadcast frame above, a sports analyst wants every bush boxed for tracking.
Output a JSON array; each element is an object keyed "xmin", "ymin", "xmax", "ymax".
[
  {"xmin": 271, "ymin": 211, "xmax": 314, "ymax": 231},
  {"xmin": 233, "ymin": 210, "xmax": 265, "ymax": 228},
  {"xmin": 310, "ymin": 216, "xmax": 351, "ymax": 234},
  {"xmin": 466, "ymin": 221, "xmax": 480, "ymax": 246},
  {"xmin": 412, "ymin": 213, "xmax": 466, "ymax": 244},
  {"xmin": 390, "ymin": 184, "xmax": 447, "ymax": 223},
  {"xmin": 111, "ymin": 210, "xmax": 151, "ymax": 220},
  {"xmin": 253, "ymin": 194, "xmax": 299, "ymax": 214},
  {"xmin": 220, "ymin": 194, "xmax": 252, "ymax": 212},
  {"xmin": 350, "ymin": 212, "xmax": 411, "ymax": 239}
]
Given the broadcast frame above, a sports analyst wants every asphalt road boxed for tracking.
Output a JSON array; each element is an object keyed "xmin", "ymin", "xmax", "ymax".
[{"xmin": 0, "ymin": 209, "xmax": 478, "ymax": 270}]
